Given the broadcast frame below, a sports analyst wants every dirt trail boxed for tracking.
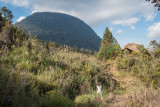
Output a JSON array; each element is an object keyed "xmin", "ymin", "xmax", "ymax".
[
  {"xmin": 104, "ymin": 60, "xmax": 160, "ymax": 107},
  {"xmin": 108, "ymin": 60, "xmax": 142, "ymax": 94}
]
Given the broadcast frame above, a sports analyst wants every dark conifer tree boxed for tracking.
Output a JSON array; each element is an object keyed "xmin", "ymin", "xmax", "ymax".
[{"xmin": 98, "ymin": 27, "xmax": 121, "ymax": 59}]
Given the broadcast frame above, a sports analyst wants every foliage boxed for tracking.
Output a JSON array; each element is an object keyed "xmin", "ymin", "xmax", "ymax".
[
  {"xmin": 0, "ymin": 8, "xmax": 109, "ymax": 106},
  {"xmin": 0, "ymin": 30, "xmax": 118, "ymax": 106},
  {"xmin": 0, "ymin": 6, "xmax": 13, "ymax": 30},
  {"xmin": 150, "ymin": 40, "xmax": 160, "ymax": 58},
  {"xmin": 98, "ymin": 28, "xmax": 121, "ymax": 60},
  {"xmin": 0, "ymin": 6, "xmax": 14, "ymax": 21},
  {"xmin": 146, "ymin": 0, "xmax": 160, "ymax": 11},
  {"xmin": 99, "ymin": 28, "xmax": 116, "ymax": 48},
  {"xmin": 1, "ymin": 6, "xmax": 159, "ymax": 107},
  {"xmin": 137, "ymin": 45, "xmax": 150, "ymax": 57},
  {"xmin": 42, "ymin": 93, "xmax": 74, "ymax": 107},
  {"xmin": 116, "ymin": 42, "xmax": 160, "ymax": 88},
  {"xmin": 0, "ymin": 35, "xmax": 118, "ymax": 106},
  {"xmin": 10, "ymin": 26, "xmax": 26, "ymax": 46},
  {"xmin": 75, "ymin": 94, "xmax": 102, "ymax": 107}
]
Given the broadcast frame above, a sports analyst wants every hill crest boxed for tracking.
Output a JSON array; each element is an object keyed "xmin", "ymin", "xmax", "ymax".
[{"xmin": 16, "ymin": 12, "xmax": 101, "ymax": 51}]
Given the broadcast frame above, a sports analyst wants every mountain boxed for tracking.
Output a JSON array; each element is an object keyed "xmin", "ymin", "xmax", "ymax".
[{"xmin": 16, "ymin": 12, "xmax": 101, "ymax": 51}]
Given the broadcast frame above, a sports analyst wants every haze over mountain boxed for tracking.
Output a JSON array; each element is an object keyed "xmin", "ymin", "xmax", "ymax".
[{"xmin": 16, "ymin": 12, "xmax": 101, "ymax": 51}]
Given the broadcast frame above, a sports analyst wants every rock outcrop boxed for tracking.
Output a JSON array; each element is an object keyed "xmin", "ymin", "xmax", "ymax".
[{"xmin": 123, "ymin": 43, "xmax": 140, "ymax": 53}]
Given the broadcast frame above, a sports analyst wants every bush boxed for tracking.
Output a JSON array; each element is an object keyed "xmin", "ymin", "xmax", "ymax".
[
  {"xmin": 116, "ymin": 48, "xmax": 160, "ymax": 88},
  {"xmin": 42, "ymin": 93, "xmax": 74, "ymax": 107},
  {"xmin": 98, "ymin": 27, "xmax": 121, "ymax": 60},
  {"xmin": 98, "ymin": 45, "xmax": 121, "ymax": 60},
  {"xmin": 75, "ymin": 94, "xmax": 102, "ymax": 107}
]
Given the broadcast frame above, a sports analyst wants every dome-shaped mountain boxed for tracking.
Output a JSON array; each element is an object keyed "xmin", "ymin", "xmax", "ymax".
[{"xmin": 16, "ymin": 12, "xmax": 101, "ymax": 51}]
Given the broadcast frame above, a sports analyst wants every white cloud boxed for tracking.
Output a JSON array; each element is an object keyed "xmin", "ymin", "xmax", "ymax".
[
  {"xmin": 147, "ymin": 22, "xmax": 160, "ymax": 38},
  {"xmin": 112, "ymin": 17, "xmax": 140, "ymax": 26},
  {"xmin": 31, "ymin": 10, "xmax": 38, "ymax": 14},
  {"xmin": 0, "ymin": 0, "xmax": 156, "ymax": 26},
  {"xmin": 115, "ymin": 30, "xmax": 123, "ymax": 34},
  {"xmin": 0, "ymin": 0, "xmax": 29, "ymax": 7},
  {"xmin": 109, "ymin": 27, "xmax": 114, "ymax": 32},
  {"xmin": 141, "ymin": 2, "xmax": 157, "ymax": 21},
  {"xmin": 144, "ymin": 13, "xmax": 156, "ymax": 21},
  {"xmin": 130, "ymin": 26, "xmax": 135, "ymax": 30},
  {"xmin": 17, "ymin": 16, "xmax": 26, "ymax": 22}
]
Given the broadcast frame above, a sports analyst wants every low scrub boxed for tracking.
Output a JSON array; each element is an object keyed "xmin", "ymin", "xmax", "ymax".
[{"xmin": 116, "ymin": 44, "xmax": 160, "ymax": 88}]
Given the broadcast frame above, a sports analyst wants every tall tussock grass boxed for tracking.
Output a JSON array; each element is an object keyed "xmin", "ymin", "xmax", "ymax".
[{"xmin": 0, "ymin": 31, "xmax": 119, "ymax": 106}]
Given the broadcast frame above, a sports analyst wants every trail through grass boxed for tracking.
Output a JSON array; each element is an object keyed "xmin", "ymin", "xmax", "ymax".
[{"xmin": 106, "ymin": 60, "xmax": 160, "ymax": 107}]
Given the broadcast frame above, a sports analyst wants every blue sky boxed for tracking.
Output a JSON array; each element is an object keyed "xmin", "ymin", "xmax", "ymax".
[{"xmin": 0, "ymin": 0, "xmax": 160, "ymax": 48}]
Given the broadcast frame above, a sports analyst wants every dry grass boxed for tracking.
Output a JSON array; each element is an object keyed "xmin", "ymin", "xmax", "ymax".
[
  {"xmin": 111, "ymin": 87, "xmax": 160, "ymax": 107},
  {"xmin": 106, "ymin": 60, "xmax": 160, "ymax": 107}
]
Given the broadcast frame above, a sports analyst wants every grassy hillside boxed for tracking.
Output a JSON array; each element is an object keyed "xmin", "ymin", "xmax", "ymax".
[
  {"xmin": 0, "ymin": 7, "xmax": 160, "ymax": 107},
  {"xmin": 1, "ymin": 26, "xmax": 160, "ymax": 107},
  {"xmin": 0, "ymin": 34, "xmax": 119, "ymax": 106}
]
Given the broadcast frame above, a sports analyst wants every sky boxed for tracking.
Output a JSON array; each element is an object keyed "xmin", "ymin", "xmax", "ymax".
[{"xmin": 0, "ymin": 0, "xmax": 160, "ymax": 48}]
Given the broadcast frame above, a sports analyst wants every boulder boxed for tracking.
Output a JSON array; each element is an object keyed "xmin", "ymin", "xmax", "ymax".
[{"xmin": 123, "ymin": 43, "xmax": 140, "ymax": 53}]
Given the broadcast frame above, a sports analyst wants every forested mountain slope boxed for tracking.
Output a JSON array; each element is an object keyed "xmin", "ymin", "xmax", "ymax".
[{"xmin": 16, "ymin": 12, "xmax": 101, "ymax": 51}]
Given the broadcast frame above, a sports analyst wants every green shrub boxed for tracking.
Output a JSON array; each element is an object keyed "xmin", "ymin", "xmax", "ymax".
[
  {"xmin": 75, "ymin": 94, "xmax": 102, "ymax": 107},
  {"xmin": 0, "ymin": 71, "xmax": 41, "ymax": 107},
  {"xmin": 98, "ymin": 28, "xmax": 121, "ymax": 60},
  {"xmin": 116, "ymin": 47, "xmax": 160, "ymax": 88},
  {"xmin": 42, "ymin": 93, "xmax": 74, "ymax": 107}
]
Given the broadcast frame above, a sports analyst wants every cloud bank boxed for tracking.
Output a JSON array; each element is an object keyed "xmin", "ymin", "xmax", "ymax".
[
  {"xmin": 147, "ymin": 22, "xmax": 160, "ymax": 38},
  {"xmin": 0, "ymin": 0, "xmax": 155, "ymax": 26},
  {"xmin": 17, "ymin": 16, "xmax": 26, "ymax": 22},
  {"xmin": 116, "ymin": 30, "xmax": 123, "ymax": 34},
  {"xmin": 112, "ymin": 17, "xmax": 140, "ymax": 26}
]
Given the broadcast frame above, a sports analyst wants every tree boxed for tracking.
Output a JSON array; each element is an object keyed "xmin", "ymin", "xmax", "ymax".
[
  {"xmin": 150, "ymin": 40, "xmax": 160, "ymax": 48},
  {"xmin": 146, "ymin": 0, "xmax": 160, "ymax": 11},
  {"xmin": 0, "ymin": 6, "xmax": 13, "ymax": 31},
  {"xmin": 100, "ymin": 28, "xmax": 114, "ymax": 48},
  {"xmin": 98, "ymin": 27, "xmax": 121, "ymax": 59},
  {"xmin": 0, "ymin": 6, "xmax": 13, "ymax": 21},
  {"xmin": 150, "ymin": 40, "xmax": 160, "ymax": 58}
]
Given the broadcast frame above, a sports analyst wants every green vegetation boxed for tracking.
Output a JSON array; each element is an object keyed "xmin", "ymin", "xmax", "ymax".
[
  {"xmin": 98, "ymin": 28, "xmax": 121, "ymax": 60},
  {"xmin": 0, "ymin": 36, "xmax": 119, "ymax": 106},
  {"xmin": 116, "ymin": 44, "xmax": 160, "ymax": 88},
  {"xmin": 0, "ymin": 6, "xmax": 160, "ymax": 107},
  {"xmin": 43, "ymin": 93, "xmax": 74, "ymax": 107},
  {"xmin": 0, "ymin": 6, "xmax": 13, "ymax": 30},
  {"xmin": 97, "ymin": 27, "xmax": 160, "ymax": 89},
  {"xmin": 0, "ymin": 7, "xmax": 119, "ymax": 106}
]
